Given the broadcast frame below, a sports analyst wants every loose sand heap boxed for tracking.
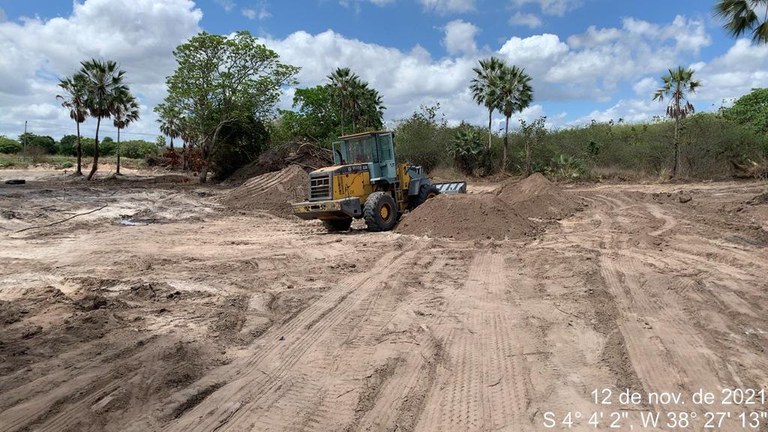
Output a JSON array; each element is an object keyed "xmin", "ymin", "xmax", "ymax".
[
  {"xmin": 396, "ymin": 194, "xmax": 537, "ymax": 241},
  {"xmin": 496, "ymin": 173, "xmax": 582, "ymax": 220},
  {"xmin": 220, "ymin": 165, "xmax": 308, "ymax": 217},
  {"xmin": 397, "ymin": 173, "xmax": 580, "ymax": 240}
]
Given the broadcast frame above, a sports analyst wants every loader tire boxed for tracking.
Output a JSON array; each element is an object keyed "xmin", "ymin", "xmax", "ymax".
[
  {"xmin": 364, "ymin": 192, "xmax": 398, "ymax": 232},
  {"xmin": 411, "ymin": 184, "xmax": 440, "ymax": 209},
  {"xmin": 323, "ymin": 218, "xmax": 352, "ymax": 232}
]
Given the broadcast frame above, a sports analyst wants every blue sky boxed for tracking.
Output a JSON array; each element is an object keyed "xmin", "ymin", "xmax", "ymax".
[{"xmin": 0, "ymin": 0, "xmax": 766, "ymax": 140}]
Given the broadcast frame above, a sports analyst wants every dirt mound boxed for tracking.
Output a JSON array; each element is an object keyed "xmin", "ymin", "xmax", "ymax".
[
  {"xmin": 226, "ymin": 143, "xmax": 332, "ymax": 186},
  {"xmin": 396, "ymin": 194, "xmax": 537, "ymax": 241},
  {"xmin": 220, "ymin": 165, "xmax": 308, "ymax": 217},
  {"xmin": 496, "ymin": 173, "xmax": 581, "ymax": 220}
]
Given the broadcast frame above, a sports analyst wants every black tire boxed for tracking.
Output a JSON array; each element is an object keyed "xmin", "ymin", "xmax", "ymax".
[
  {"xmin": 4, "ymin": 179, "xmax": 25, "ymax": 185},
  {"xmin": 323, "ymin": 218, "xmax": 352, "ymax": 232},
  {"xmin": 364, "ymin": 192, "xmax": 398, "ymax": 232},
  {"xmin": 410, "ymin": 184, "xmax": 440, "ymax": 209}
]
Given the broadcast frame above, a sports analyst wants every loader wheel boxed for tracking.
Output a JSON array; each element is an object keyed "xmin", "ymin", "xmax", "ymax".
[
  {"xmin": 411, "ymin": 184, "xmax": 440, "ymax": 209},
  {"xmin": 323, "ymin": 218, "xmax": 352, "ymax": 232},
  {"xmin": 364, "ymin": 192, "xmax": 398, "ymax": 232}
]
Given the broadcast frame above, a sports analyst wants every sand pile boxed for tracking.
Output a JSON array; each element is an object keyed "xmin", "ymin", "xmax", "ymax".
[
  {"xmin": 396, "ymin": 194, "xmax": 537, "ymax": 241},
  {"xmin": 220, "ymin": 165, "xmax": 308, "ymax": 217},
  {"xmin": 496, "ymin": 173, "xmax": 581, "ymax": 220},
  {"xmin": 396, "ymin": 173, "xmax": 580, "ymax": 241}
]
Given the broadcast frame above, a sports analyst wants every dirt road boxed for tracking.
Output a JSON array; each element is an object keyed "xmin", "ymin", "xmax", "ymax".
[{"xmin": 0, "ymin": 173, "xmax": 766, "ymax": 431}]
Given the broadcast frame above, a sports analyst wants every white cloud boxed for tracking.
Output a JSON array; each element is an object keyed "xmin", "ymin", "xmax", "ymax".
[
  {"xmin": 510, "ymin": 0, "xmax": 583, "ymax": 16},
  {"xmin": 0, "ymin": 7, "xmax": 6, "ymax": 22},
  {"xmin": 574, "ymin": 99, "xmax": 660, "ymax": 125},
  {"xmin": 508, "ymin": 12, "xmax": 542, "ymax": 28},
  {"xmin": 0, "ymin": 0, "xmax": 202, "ymax": 139},
  {"xmin": 633, "ymin": 77, "xmax": 657, "ymax": 96},
  {"xmin": 242, "ymin": 3, "xmax": 270, "ymax": 20},
  {"xmin": 443, "ymin": 20, "xmax": 478, "ymax": 55},
  {"xmin": 215, "ymin": 0, "xmax": 236, "ymax": 12},
  {"xmin": 419, "ymin": 0, "xmax": 475, "ymax": 14},
  {"xmin": 691, "ymin": 39, "xmax": 768, "ymax": 102}
]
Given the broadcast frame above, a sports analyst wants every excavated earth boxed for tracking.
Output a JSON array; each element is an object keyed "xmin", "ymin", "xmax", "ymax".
[{"xmin": 1, "ymin": 167, "xmax": 768, "ymax": 432}]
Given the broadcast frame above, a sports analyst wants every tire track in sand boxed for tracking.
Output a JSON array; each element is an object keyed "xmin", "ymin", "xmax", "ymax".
[{"xmin": 156, "ymin": 248, "xmax": 422, "ymax": 432}]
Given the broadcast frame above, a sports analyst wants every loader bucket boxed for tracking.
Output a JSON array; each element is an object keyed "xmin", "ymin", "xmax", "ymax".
[{"xmin": 433, "ymin": 182, "xmax": 467, "ymax": 194}]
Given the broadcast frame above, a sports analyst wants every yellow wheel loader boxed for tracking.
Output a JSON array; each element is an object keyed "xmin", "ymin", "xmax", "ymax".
[{"xmin": 292, "ymin": 131, "xmax": 466, "ymax": 232}]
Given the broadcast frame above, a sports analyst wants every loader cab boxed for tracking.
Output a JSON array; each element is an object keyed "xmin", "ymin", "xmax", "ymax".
[{"xmin": 332, "ymin": 131, "xmax": 397, "ymax": 183}]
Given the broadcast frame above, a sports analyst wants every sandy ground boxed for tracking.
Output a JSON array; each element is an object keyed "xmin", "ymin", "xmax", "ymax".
[{"xmin": 1, "ymin": 169, "xmax": 767, "ymax": 431}]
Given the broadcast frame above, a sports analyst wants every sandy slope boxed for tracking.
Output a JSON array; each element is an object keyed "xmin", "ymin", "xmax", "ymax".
[{"xmin": 0, "ymin": 173, "xmax": 767, "ymax": 431}]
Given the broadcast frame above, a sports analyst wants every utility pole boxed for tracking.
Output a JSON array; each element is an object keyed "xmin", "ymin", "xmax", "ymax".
[{"xmin": 23, "ymin": 121, "xmax": 27, "ymax": 148}]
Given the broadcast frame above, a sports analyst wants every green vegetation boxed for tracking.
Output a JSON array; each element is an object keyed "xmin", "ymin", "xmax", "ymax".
[
  {"xmin": 653, "ymin": 66, "xmax": 701, "ymax": 178},
  {"xmin": 715, "ymin": 0, "xmax": 768, "ymax": 44},
  {"xmin": 161, "ymin": 31, "xmax": 299, "ymax": 182},
  {"xmin": 722, "ymin": 88, "xmax": 768, "ymax": 135}
]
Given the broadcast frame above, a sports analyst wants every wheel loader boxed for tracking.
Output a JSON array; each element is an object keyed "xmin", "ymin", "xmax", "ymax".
[{"xmin": 292, "ymin": 131, "xmax": 466, "ymax": 232}]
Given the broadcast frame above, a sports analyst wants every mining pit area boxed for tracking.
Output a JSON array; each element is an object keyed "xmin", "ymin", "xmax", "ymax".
[{"xmin": 1, "ymin": 166, "xmax": 767, "ymax": 431}]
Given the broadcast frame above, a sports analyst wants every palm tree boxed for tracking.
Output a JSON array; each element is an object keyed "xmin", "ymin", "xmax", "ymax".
[
  {"xmin": 496, "ymin": 65, "xmax": 533, "ymax": 172},
  {"xmin": 112, "ymin": 89, "xmax": 140, "ymax": 175},
  {"xmin": 80, "ymin": 59, "xmax": 127, "ymax": 180},
  {"xmin": 653, "ymin": 66, "xmax": 702, "ymax": 178},
  {"xmin": 328, "ymin": 67, "xmax": 359, "ymax": 135},
  {"xmin": 56, "ymin": 73, "xmax": 88, "ymax": 176},
  {"xmin": 470, "ymin": 57, "xmax": 505, "ymax": 165},
  {"xmin": 155, "ymin": 103, "xmax": 182, "ymax": 150},
  {"xmin": 715, "ymin": 0, "xmax": 768, "ymax": 44}
]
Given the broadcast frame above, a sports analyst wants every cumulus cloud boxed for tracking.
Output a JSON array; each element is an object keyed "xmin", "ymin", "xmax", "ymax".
[
  {"xmin": 443, "ymin": 20, "xmax": 479, "ymax": 55},
  {"xmin": 0, "ymin": 0, "xmax": 202, "ymax": 139},
  {"xmin": 508, "ymin": 12, "xmax": 542, "ymax": 28},
  {"xmin": 690, "ymin": 39, "xmax": 768, "ymax": 102},
  {"xmin": 419, "ymin": 0, "xmax": 475, "ymax": 14}
]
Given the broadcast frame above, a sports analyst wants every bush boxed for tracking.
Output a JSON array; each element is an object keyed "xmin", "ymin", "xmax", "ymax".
[
  {"xmin": 0, "ymin": 136, "xmax": 22, "ymax": 154},
  {"xmin": 121, "ymin": 140, "xmax": 159, "ymax": 159},
  {"xmin": 394, "ymin": 104, "xmax": 452, "ymax": 172}
]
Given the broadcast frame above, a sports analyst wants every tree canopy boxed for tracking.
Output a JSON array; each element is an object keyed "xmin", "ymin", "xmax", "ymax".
[
  {"xmin": 722, "ymin": 87, "xmax": 768, "ymax": 134},
  {"xmin": 164, "ymin": 31, "xmax": 299, "ymax": 182}
]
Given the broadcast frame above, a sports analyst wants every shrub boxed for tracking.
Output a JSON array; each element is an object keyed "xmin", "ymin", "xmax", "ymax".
[
  {"xmin": 0, "ymin": 136, "xmax": 22, "ymax": 154},
  {"xmin": 121, "ymin": 140, "xmax": 159, "ymax": 159},
  {"xmin": 394, "ymin": 104, "xmax": 452, "ymax": 172}
]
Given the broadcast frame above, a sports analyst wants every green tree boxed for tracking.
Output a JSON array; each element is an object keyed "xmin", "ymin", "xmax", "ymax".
[
  {"xmin": 0, "ymin": 136, "xmax": 22, "ymax": 154},
  {"xmin": 155, "ymin": 102, "xmax": 182, "ymax": 150},
  {"xmin": 715, "ymin": 0, "xmax": 768, "ymax": 44},
  {"xmin": 470, "ymin": 57, "xmax": 505, "ymax": 166},
  {"xmin": 653, "ymin": 66, "xmax": 702, "ymax": 178},
  {"xmin": 722, "ymin": 88, "xmax": 768, "ymax": 134},
  {"xmin": 80, "ymin": 59, "xmax": 129, "ymax": 180},
  {"xmin": 520, "ymin": 117, "xmax": 547, "ymax": 176},
  {"xmin": 18, "ymin": 133, "xmax": 56, "ymax": 154},
  {"xmin": 496, "ymin": 65, "xmax": 533, "ymax": 171},
  {"xmin": 56, "ymin": 72, "xmax": 88, "ymax": 175},
  {"xmin": 59, "ymin": 135, "xmax": 78, "ymax": 155},
  {"xmin": 112, "ymin": 89, "xmax": 140, "ymax": 174},
  {"xmin": 449, "ymin": 123, "xmax": 485, "ymax": 175},
  {"xmin": 164, "ymin": 31, "xmax": 299, "ymax": 182},
  {"xmin": 328, "ymin": 67, "xmax": 358, "ymax": 135},
  {"xmin": 394, "ymin": 103, "xmax": 449, "ymax": 172}
]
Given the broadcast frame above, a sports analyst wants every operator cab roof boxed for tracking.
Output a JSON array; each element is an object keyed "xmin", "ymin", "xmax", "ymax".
[{"xmin": 338, "ymin": 130, "xmax": 391, "ymax": 140}]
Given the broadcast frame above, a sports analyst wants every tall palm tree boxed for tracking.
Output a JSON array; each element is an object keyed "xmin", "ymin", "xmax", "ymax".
[
  {"xmin": 112, "ymin": 89, "xmax": 140, "ymax": 175},
  {"xmin": 155, "ymin": 103, "xmax": 182, "ymax": 150},
  {"xmin": 328, "ymin": 67, "xmax": 359, "ymax": 135},
  {"xmin": 80, "ymin": 59, "xmax": 127, "ymax": 180},
  {"xmin": 56, "ymin": 73, "xmax": 88, "ymax": 176},
  {"xmin": 470, "ymin": 57, "xmax": 505, "ymax": 165},
  {"xmin": 653, "ymin": 66, "xmax": 702, "ymax": 178},
  {"xmin": 496, "ymin": 65, "xmax": 533, "ymax": 172},
  {"xmin": 715, "ymin": 0, "xmax": 768, "ymax": 44}
]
